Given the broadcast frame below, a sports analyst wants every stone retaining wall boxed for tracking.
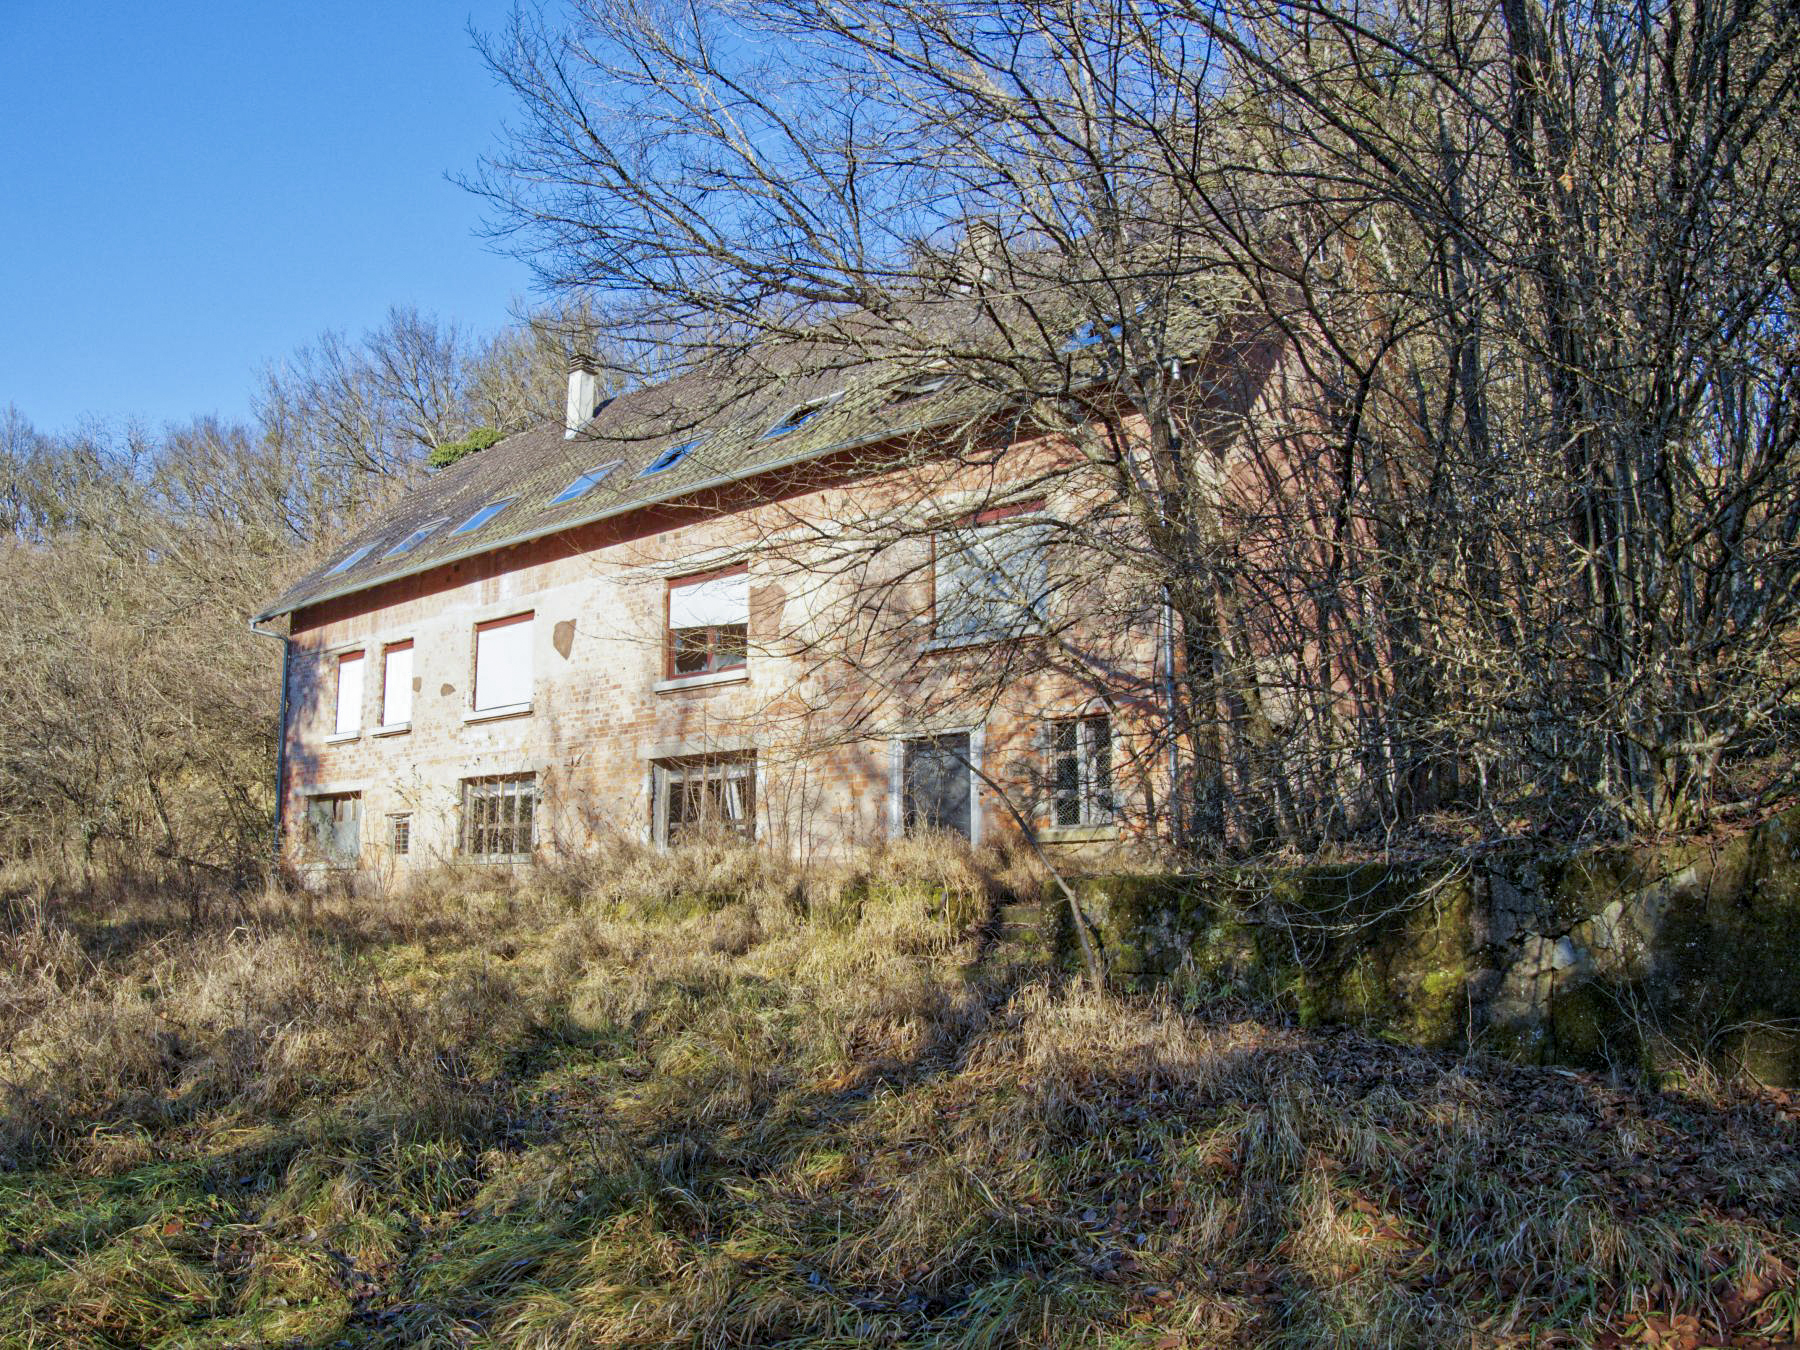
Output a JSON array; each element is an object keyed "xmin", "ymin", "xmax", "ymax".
[{"xmin": 1064, "ymin": 807, "xmax": 1800, "ymax": 1086}]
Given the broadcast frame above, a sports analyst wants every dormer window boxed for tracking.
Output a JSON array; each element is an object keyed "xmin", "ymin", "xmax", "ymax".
[
  {"xmin": 452, "ymin": 499, "xmax": 515, "ymax": 535},
  {"xmin": 551, "ymin": 461, "xmax": 623, "ymax": 503},
  {"xmin": 762, "ymin": 393, "xmax": 840, "ymax": 440},
  {"xmin": 384, "ymin": 520, "xmax": 444, "ymax": 557},
  {"xmin": 325, "ymin": 543, "xmax": 375, "ymax": 576},
  {"xmin": 641, "ymin": 438, "xmax": 704, "ymax": 477}
]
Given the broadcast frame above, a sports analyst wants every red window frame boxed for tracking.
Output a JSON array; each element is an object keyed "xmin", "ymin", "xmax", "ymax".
[
  {"xmin": 379, "ymin": 639, "xmax": 414, "ymax": 727},
  {"xmin": 664, "ymin": 564, "xmax": 749, "ymax": 680},
  {"xmin": 929, "ymin": 499, "xmax": 1047, "ymax": 637}
]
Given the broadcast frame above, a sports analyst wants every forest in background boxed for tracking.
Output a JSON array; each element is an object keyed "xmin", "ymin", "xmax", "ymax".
[
  {"xmin": 4, "ymin": 0, "xmax": 1799, "ymax": 877},
  {"xmin": 0, "ymin": 307, "xmax": 583, "ymax": 875}
]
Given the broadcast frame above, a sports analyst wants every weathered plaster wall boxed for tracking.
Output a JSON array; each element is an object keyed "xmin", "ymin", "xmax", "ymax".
[{"xmin": 1066, "ymin": 807, "xmax": 1800, "ymax": 1085}]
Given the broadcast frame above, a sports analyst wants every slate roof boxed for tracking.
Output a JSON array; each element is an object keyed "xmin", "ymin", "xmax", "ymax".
[{"xmin": 254, "ymin": 286, "xmax": 1227, "ymax": 622}]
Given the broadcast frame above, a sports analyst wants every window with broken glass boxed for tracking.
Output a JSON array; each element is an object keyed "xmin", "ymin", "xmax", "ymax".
[
  {"xmin": 654, "ymin": 755, "xmax": 756, "ymax": 845},
  {"xmin": 933, "ymin": 506, "xmax": 1051, "ymax": 644},
  {"xmin": 1050, "ymin": 715, "xmax": 1113, "ymax": 827},
  {"xmin": 460, "ymin": 774, "xmax": 537, "ymax": 860},
  {"xmin": 303, "ymin": 793, "xmax": 361, "ymax": 865}
]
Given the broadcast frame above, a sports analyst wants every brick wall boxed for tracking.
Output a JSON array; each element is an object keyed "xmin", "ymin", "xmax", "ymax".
[{"xmin": 280, "ymin": 436, "xmax": 1171, "ymax": 871}]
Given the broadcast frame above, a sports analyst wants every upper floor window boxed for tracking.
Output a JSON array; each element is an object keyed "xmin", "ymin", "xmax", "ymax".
[
  {"xmin": 1050, "ymin": 714, "xmax": 1113, "ymax": 827},
  {"xmin": 333, "ymin": 651, "xmax": 365, "ymax": 736},
  {"xmin": 385, "ymin": 521, "xmax": 443, "ymax": 557},
  {"xmin": 473, "ymin": 613, "xmax": 534, "ymax": 712},
  {"xmin": 1063, "ymin": 319, "xmax": 1121, "ymax": 352},
  {"xmin": 934, "ymin": 503, "xmax": 1051, "ymax": 644},
  {"xmin": 325, "ymin": 543, "xmax": 375, "ymax": 577},
  {"xmin": 892, "ymin": 371, "xmax": 952, "ymax": 402},
  {"xmin": 380, "ymin": 640, "xmax": 414, "ymax": 729},
  {"xmin": 666, "ymin": 567, "xmax": 748, "ymax": 678}
]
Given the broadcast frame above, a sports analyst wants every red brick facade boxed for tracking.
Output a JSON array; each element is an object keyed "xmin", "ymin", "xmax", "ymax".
[{"xmin": 278, "ymin": 436, "xmax": 1170, "ymax": 871}]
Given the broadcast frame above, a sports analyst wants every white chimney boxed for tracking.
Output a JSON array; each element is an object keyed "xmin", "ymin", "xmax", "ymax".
[{"xmin": 565, "ymin": 354, "xmax": 602, "ymax": 439}]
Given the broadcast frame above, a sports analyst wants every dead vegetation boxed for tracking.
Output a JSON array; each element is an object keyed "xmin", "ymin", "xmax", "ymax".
[{"xmin": 2, "ymin": 842, "xmax": 1796, "ymax": 1348}]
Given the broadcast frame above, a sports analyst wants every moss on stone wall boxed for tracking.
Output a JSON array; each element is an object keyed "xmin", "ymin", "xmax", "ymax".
[{"xmin": 1066, "ymin": 807, "xmax": 1800, "ymax": 1084}]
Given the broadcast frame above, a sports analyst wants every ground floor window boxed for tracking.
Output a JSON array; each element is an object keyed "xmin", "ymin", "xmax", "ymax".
[
  {"xmin": 1050, "ymin": 715, "xmax": 1113, "ymax": 827},
  {"xmin": 389, "ymin": 812, "xmax": 412, "ymax": 856},
  {"xmin": 653, "ymin": 754, "xmax": 756, "ymax": 845},
  {"xmin": 901, "ymin": 732, "xmax": 974, "ymax": 840},
  {"xmin": 461, "ymin": 774, "xmax": 537, "ymax": 860},
  {"xmin": 303, "ymin": 793, "xmax": 361, "ymax": 865}
]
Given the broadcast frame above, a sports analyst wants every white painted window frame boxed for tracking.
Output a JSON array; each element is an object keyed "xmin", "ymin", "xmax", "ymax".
[{"xmin": 887, "ymin": 726, "xmax": 984, "ymax": 846}]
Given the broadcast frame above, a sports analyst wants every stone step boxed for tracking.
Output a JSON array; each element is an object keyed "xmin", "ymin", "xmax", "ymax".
[{"xmin": 991, "ymin": 901, "xmax": 1055, "ymax": 962}]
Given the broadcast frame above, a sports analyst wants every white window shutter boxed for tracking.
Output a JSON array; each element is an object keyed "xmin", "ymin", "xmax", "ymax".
[
  {"xmin": 383, "ymin": 646, "xmax": 413, "ymax": 726},
  {"xmin": 668, "ymin": 572, "xmax": 749, "ymax": 629},
  {"xmin": 334, "ymin": 653, "xmax": 364, "ymax": 735},
  {"xmin": 475, "ymin": 617, "xmax": 534, "ymax": 710}
]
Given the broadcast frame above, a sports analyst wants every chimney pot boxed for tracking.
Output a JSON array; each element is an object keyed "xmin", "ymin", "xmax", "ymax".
[{"xmin": 565, "ymin": 355, "xmax": 602, "ymax": 439}]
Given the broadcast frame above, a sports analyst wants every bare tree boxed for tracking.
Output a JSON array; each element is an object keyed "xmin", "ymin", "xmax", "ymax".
[{"xmin": 472, "ymin": 0, "xmax": 1800, "ymax": 847}]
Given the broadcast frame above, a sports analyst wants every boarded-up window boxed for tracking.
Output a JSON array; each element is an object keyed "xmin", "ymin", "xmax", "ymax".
[
  {"xmin": 903, "ymin": 733, "xmax": 972, "ymax": 839},
  {"xmin": 667, "ymin": 569, "xmax": 748, "ymax": 677},
  {"xmin": 474, "ymin": 614, "xmax": 533, "ymax": 711},
  {"xmin": 303, "ymin": 793, "xmax": 360, "ymax": 864},
  {"xmin": 333, "ymin": 652, "xmax": 364, "ymax": 735},
  {"xmin": 381, "ymin": 641, "xmax": 414, "ymax": 727},
  {"xmin": 653, "ymin": 755, "xmax": 755, "ymax": 845},
  {"xmin": 934, "ymin": 510, "xmax": 1051, "ymax": 643},
  {"xmin": 1050, "ymin": 715, "xmax": 1113, "ymax": 827},
  {"xmin": 461, "ymin": 774, "xmax": 536, "ymax": 859}
]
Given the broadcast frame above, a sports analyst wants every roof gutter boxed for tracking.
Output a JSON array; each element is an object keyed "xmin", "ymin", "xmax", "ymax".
[
  {"xmin": 251, "ymin": 408, "xmax": 981, "ymax": 624},
  {"xmin": 246, "ymin": 615, "xmax": 291, "ymax": 869}
]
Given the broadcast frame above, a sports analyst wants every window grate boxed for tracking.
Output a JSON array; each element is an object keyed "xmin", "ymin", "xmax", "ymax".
[
  {"xmin": 655, "ymin": 755, "xmax": 755, "ymax": 845},
  {"xmin": 1050, "ymin": 715, "xmax": 1113, "ymax": 827}
]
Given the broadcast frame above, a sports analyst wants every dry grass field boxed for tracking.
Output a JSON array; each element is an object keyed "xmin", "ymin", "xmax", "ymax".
[{"xmin": 1, "ymin": 840, "xmax": 1796, "ymax": 1348}]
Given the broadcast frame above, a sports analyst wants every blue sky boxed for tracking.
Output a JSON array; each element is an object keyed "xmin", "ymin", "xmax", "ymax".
[{"xmin": 0, "ymin": 2, "xmax": 537, "ymax": 434}]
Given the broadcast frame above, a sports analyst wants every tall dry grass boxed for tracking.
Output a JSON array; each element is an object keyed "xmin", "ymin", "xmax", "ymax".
[{"xmin": 1, "ymin": 840, "xmax": 1795, "ymax": 1348}]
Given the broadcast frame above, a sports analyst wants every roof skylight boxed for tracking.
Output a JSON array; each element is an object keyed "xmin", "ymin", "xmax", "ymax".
[
  {"xmin": 892, "ymin": 371, "xmax": 952, "ymax": 401},
  {"xmin": 763, "ymin": 393, "xmax": 840, "ymax": 439},
  {"xmin": 1063, "ymin": 319, "xmax": 1123, "ymax": 352},
  {"xmin": 325, "ymin": 543, "xmax": 376, "ymax": 576},
  {"xmin": 384, "ymin": 520, "xmax": 444, "ymax": 557},
  {"xmin": 551, "ymin": 461, "xmax": 623, "ymax": 503},
  {"xmin": 640, "ymin": 438, "xmax": 704, "ymax": 477},
  {"xmin": 452, "ymin": 499, "xmax": 515, "ymax": 535}
]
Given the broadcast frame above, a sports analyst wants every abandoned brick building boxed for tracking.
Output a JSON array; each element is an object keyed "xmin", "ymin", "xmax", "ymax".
[{"xmin": 254, "ymin": 325, "xmax": 1194, "ymax": 871}]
